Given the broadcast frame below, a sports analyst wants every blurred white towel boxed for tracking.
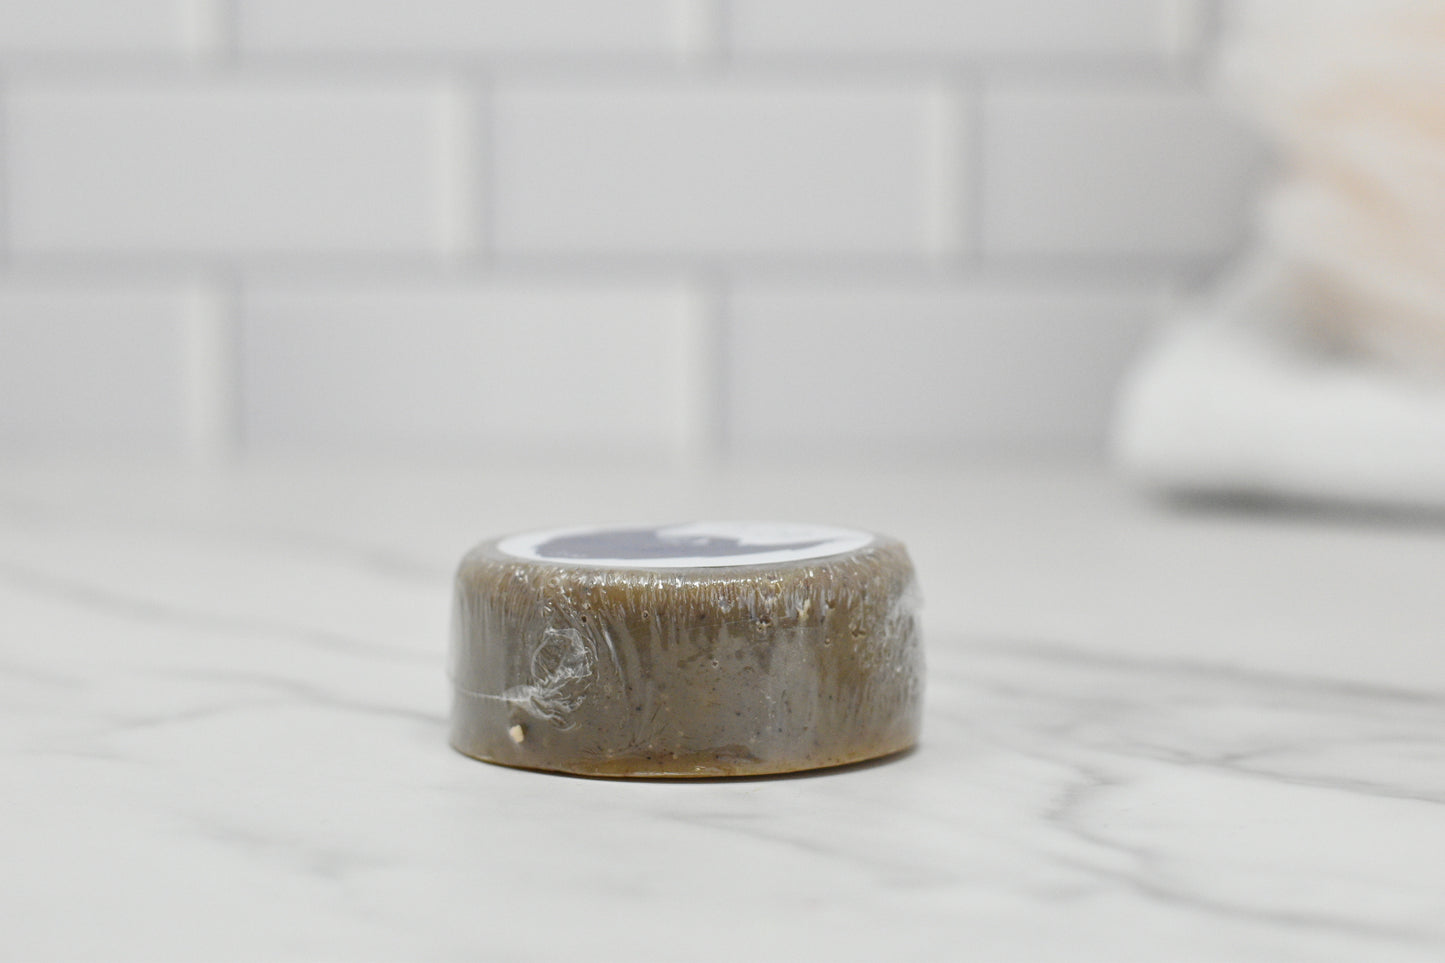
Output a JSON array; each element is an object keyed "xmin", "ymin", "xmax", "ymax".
[
  {"xmin": 1112, "ymin": 1, "xmax": 1445, "ymax": 512},
  {"xmin": 1217, "ymin": 0, "xmax": 1445, "ymax": 372},
  {"xmin": 1113, "ymin": 318, "xmax": 1445, "ymax": 511}
]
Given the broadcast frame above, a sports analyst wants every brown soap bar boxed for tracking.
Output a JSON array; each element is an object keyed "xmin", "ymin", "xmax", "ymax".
[{"xmin": 449, "ymin": 522, "xmax": 923, "ymax": 777}]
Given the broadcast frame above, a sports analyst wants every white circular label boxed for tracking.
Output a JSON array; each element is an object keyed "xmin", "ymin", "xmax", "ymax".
[{"xmin": 496, "ymin": 521, "xmax": 874, "ymax": 569}]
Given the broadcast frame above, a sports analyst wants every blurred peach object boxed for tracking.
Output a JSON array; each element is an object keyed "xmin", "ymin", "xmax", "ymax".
[
  {"xmin": 1222, "ymin": 0, "xmax": 1445, "ymax": 372},
  {"xmin": 1114, "ymin": 1, "xmax": 1445, "ymax": 511}
]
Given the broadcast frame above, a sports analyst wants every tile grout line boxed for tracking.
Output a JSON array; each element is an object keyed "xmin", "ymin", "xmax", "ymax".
[
  {"xmin": 924, "ymin": 71, "xmax": 972, "ymax": 268},
  {"xmin": 0, "ymin": 248, "xmax": 1211, "ymax": 280},
  {"xmin": 476, "ymin": 72, "xmax": 496, "ymax": 265},
  {"xmin": 221, "ymin": 0, "xmax": 241, "ymax": 63},
  {"xmin": 0, "ymin": 56, "xmax": 1190, "ymax": 85},
  {"xmin": 1168, "ymin": 0, "xmax": 1223, "ymax": 84},
  {"xmin": 966, "ymin": 70, "xmax": 988, "ymax": 265},
  {"xmin": 686, "ymin": 272, "xmax": 732, "ymax": 469},
  {"xmin": 180, "ymin": 271, "xmax": 243, "ymax": 463},
  {"xmin": 224, "ymin": 271, "xmax": 246, "ymax": 458},
  {"xmin": 182, "ymin": 0, "xmax": 239, "ymax": 66},
  {"xmin": 437, "ymin": 71, "xmax": 490, "ymax": 266},
  {"xmin": 0, "ymin": 71, "xmax": 9, "ymax": 268},
  {"xmin": 712, "ymin": 0, "xmax": 733, "ymax": 68},
  {"xmin": 674, "ymin": 0, "xmax": 730, "ymax": 71}
]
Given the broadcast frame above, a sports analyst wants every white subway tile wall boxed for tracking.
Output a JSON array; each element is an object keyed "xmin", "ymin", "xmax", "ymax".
[
  {"xmin": 0, "ymin": 280, "xmax": 193, "ymax": 449},
  {"xmin": 238, "ymin": 1, "xmax": 687, "ymax": 58},
  {"xmin": 728, "ymin": 281, "xmax": 1161, "ymax": 454},
  {"xmin": 0, "ymin": 0, "xmax": 1256, "ymax": 460},
  {"xmin": 983, "ymin": 86, "xmax": 1259, "ymax": 260},
  {"xmin": 8, "ymin": 81, "xmax": 461, "ymax": 257},
  {"xmin": 730, "ymin": 0, "xmax": 1191, "ymax": 59},
  {"xmin": 0, "ymin": 1, "xmax": 196, "ymax": 56},
  {"xmin": 242, "ymin": 281, "xmax": 699, "ymax": 452},
  {"xmin": 493, "ymin": 82, "xmax": 953, "ymax": 258}
]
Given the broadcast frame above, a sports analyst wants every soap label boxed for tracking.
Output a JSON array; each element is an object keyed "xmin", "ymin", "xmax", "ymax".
[{"xmin": 497, "ymin": 522, "xmax": 874, "ymax": 569}]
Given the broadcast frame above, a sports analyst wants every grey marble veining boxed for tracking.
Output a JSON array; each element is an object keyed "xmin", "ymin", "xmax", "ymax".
[{"xmin": 2, "ymin": 463, "xmax": 1443, "ymax": 962}]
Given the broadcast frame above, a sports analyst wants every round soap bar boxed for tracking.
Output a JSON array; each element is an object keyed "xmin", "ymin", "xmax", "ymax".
[{"xmin": 449, "ymin": 522, "xmax": 923, "ymax": 778}]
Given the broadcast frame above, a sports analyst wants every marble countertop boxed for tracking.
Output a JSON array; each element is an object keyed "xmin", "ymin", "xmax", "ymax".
[{"xmin": 4, "ymin": 460, "xmax": 1443, "ymax": 962}]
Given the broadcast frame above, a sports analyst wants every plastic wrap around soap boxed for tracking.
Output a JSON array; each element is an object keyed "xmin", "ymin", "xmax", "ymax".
[{"xmin": 449, "ymin": 522, "xmax": 924, "ymax": 777}]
